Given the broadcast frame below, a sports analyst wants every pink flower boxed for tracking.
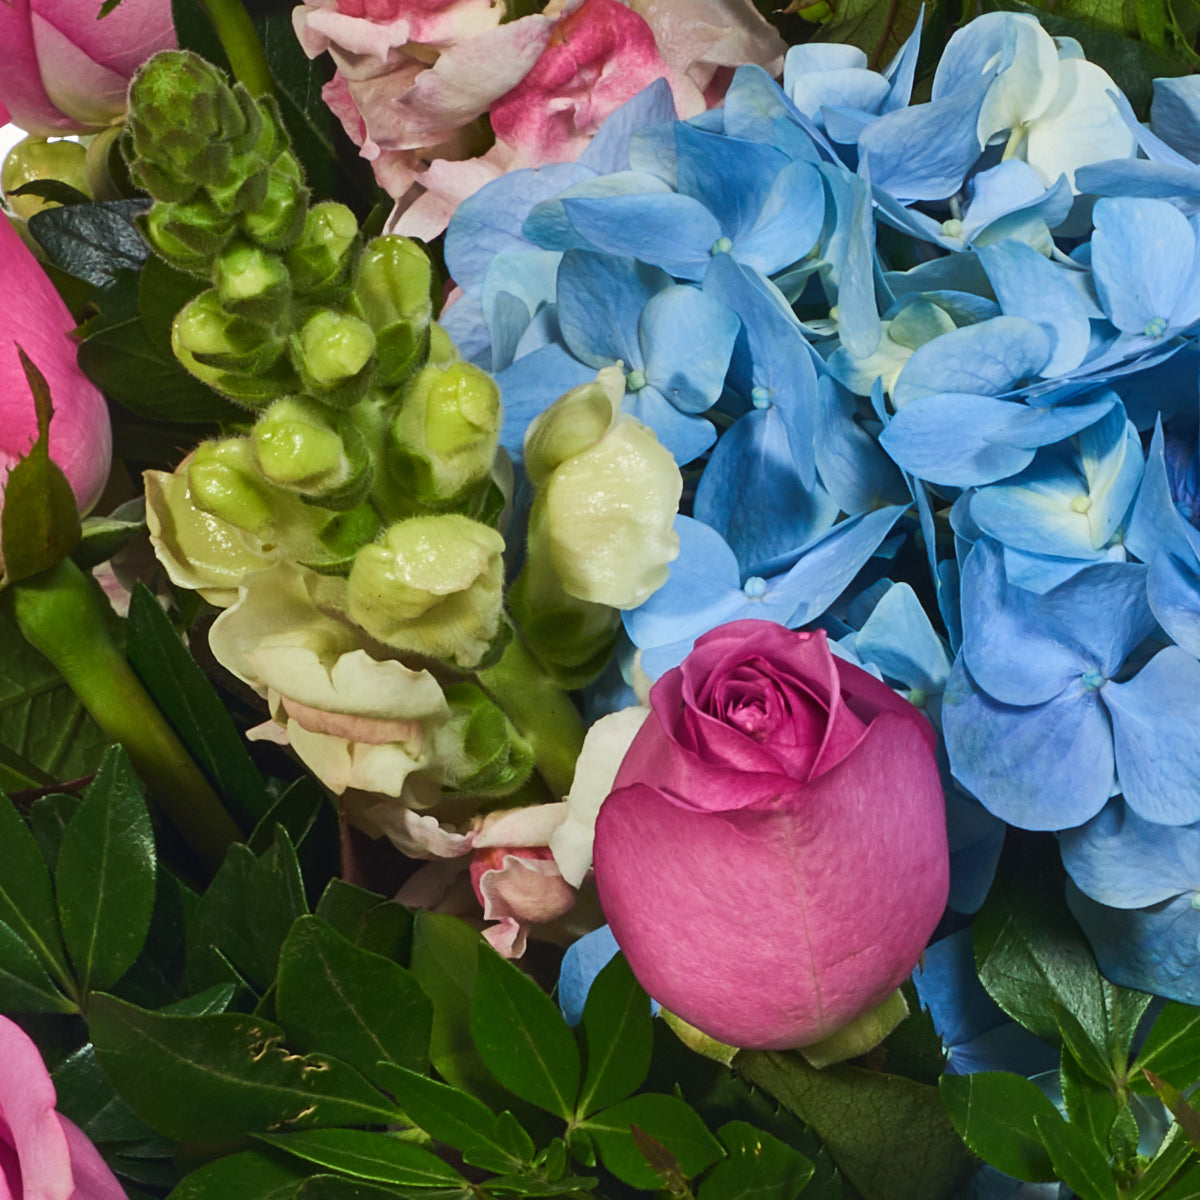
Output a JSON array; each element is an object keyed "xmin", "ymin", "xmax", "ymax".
[
  {"xmin": 0, "ymin": 213, "xmax": 111, "ymax": 521},
  {"xmin": 0, "ymin": 1015, "xmax": 126, "ymax": 1199},
  {"xmin": 0, "ymin": 0, "xmax": 175, "ymax": 135},
  {"xmin": 470, "ymin": 844, "xmax": 576, "ymax": 957},
  {"xmin": 593, "ymin": 620, "xmax": 949, "ymax": 1050}
]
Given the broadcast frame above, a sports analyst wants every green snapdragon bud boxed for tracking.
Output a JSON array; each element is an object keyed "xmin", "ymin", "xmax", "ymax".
[
  {"xmin": 186, "ymin": 438, "xmax": 276, "ymax": 535},
  {"xmin": 355, "ymin": 236, "xmax": 434, "ymax": 387},
  {"xmin": 388, "ymin": 362, "xmax": 500, "ymax": 507},
  {"xmin": 251, "ymin": 397, "xmax": 371, "ymax": 508},
  {"xmin": 347, "ymin": 514, "xmax": 506, "ymax": 668},
  {"xmin": 239, "ymin": 152, "xmax": 308, "ymax": 251},
  {"xmin": 141, "ymin": 195, "xmax": 237, "ymax": 275},
  {"xmin": 215, "ymin": 240, "xmax": 292, "ymax": 325},
  {"xmin": 2, "ymin": 136, "xmax": 91, "ymax": 218},
  {"xmin": 289, "ymin": 308, "xmax": 376, "ymax": 408},
  {"xmin": 438, "ymin": 682, "xmax": 535, "ymax": 798},
  {"xmin": 286, "ymin": 202, "xmax": 360, "ymax": 299}
]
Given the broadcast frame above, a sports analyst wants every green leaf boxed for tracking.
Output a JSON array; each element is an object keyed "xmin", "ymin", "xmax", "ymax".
[
  {"xmin": 256, "ymin": 1129, "xmax": 467, "ymax": 1188},
  {"xmin": 248, "ymin": 778, "xmax": 327, "ymax": 856},
  {"xmin": 583, "ymin": 1093, "xmax": 723, "ymax": 1190},
  {"xmin": 1033, "ymin": 1109, "xmax": 1119, "ymax": 1200},
  {"xmin": 814, "ymin": 0, "xmax": 924, "ymax": 70},
  {"xmin": 27, "ymin": 199, "xmax": 149, "ymax": 287},
  {"xmin": 372, "ymin": 1062, "xmax": 534, "ymax": 1175},
  {"xmin": 1059, "ymin": 1051, "xmax": 1118, "ymax": 1153},
  {"xmin": 127, "ymin": 584, "xmax": 271, "ymax": 831},
  {"xmin": 576, "ymin": 951, "xmax": 653, "ymax": 1118},
  {"xmin": 53, "ymin": 1043, "xmax": 158, "ymax": 1143},
  {"xmin": 1157, "ymin": 1164, "xmax": 1200, "ymax": 1200},
  {"xmin": 88, "ymin": 992, "xmax": 406, "ymax": 1141},
  {"xmin": 276, "ymin": 916, "xmax": 431, "ymax": 1088},
  {"xmin": 55, "ymin": 746, "xmax": 156, "ymax": 994},
  {"xmin": 0, "ymin": 348, "xmax": 82, "ymax": 585},
  {"xmin": 1135, "ymin": 1001, "xmax": 1200, "ymax": 1091},
  {"xmin": 72, "ymin": 515, "xmax": 148, "ymax": 571},
  {"xmin": 314, "ymin": 879, "xmax": 413, "ymax": 963},
  {"xmin": 0, "ymin": 610, "xmax": 108, "ymax": 789},
  {"xmin": 1145, "ymin": 1071, "xmax": 1200, "ymax": 1152},
  {"xmin": 699, "ymin": 1120, "xmax": 815, "ymax": 1200},
  {"xmin": 1129, "ymin": 1124, "xmax": 1194, "ymax": 1200},
  {"xmin": 0, "ymin": 919, "xmax": 76, "ymax": 1013},
  {"xmin": 939, "ymin": 1072, "xmax": 1058, "ymax": 1182},
  {"xmin": 1057, "ymin": 1005, "xmax": 1118, "ymax": 1087},
  {"xmin": 738, "ymin": 1050, "xmax": 976, "ymax": 1200},
  {"xmin": 0, "ymin": 792, "xmax": 71, "ymax": 982},
  {"xmin": 117, "ymin": 867, "xmax": 199, "ymax": 1009},
  {"xmin": 470, "ymin": 945, "xmax": 581, "ymax": 1118},
  {"xmin": 27, "ymin": 792, "xmax": 77, "ymax": 870},
  {"xmin": 167, "ymin": 1149, "xmax": 314, "ymax": 1200}
]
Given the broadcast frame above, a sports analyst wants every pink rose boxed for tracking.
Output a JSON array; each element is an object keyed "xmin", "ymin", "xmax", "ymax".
[
  {"xmin": 0, "ymin": 1015, "xmax": 126, "ymax": 1199},
  {"xmin": 0, "ymin": 0, "xmax": 175, "ymax": 135},
  {"xmin": 0, "ymin": 213, "xmax": 111, "ymax": 522},
  {"xmin": 593, "ymin": 620, "xmax": 948, "ymax": 1050}
]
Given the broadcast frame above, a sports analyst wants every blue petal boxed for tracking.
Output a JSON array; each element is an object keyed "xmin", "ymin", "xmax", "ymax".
[
  {"xmin": 942, "ymin": 657, "xmax": 1115, "ymax": 831},
  {"xmin": 816, "ymin": 375, "xmax": 909, "ymax": 512},
  {"xmin": 558, "ymin": 925, "xmax": 620, "ymax": 1026},
  {"xmin": 622, "ymin": 386, "xmax": 717, "ymax": 465},
  {"xmin": 855, "ymin": 580, "xmax": 953, "ymax": 691},
  {"xmin": 820, "ymin": 163, "xmax": 882, "ymax": 358},
  {"xmin": 1059, "ymin": 797, "xmax": 1200, "ymax": 907},
  {"xmin": 882, "ymin": 13, "xmax": 923, "ymax": 111},
  {"xmin": 523, "ymin": 172, "xmax": 673, "ymax": 252},
  {"xmin": 556, "ymin": 251, "xmax": 667, "ymax": 369},
  {"xmin": 1127, "ymin": 419, "xmax": 1200, "ymax": 565},
  {"xmin": 946, "ymin": 793, "xmax": 1006, "ymax": 914},
  {"xmin": 721, "ymin": 64, "xmax": 834, "ymax": 162},
  {"xmin": 639, "ymin": 285, "xmax": 740, "ymax": 415},
  {"xmin": 1104, "ymin": 646, "xmax": 1200, "ymax": 825},
  {"xmin": 579, "ymin": 79, "xmax": 678, "ymax": 174},
  {"xmin": 913, "ymin": 929, "xmax": 1008, "ymax": 1050},
  {"xmin": 1148, "ymin": 551, "xmax": 1200, "ymax": 657},
  {"xmin": 734, "ymin": 159, "xmax": 827, "ymax": 276}
]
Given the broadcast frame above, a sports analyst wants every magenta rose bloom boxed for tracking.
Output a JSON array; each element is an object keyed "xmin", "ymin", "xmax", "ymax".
[
  {"xmin": 593, "ymin": 619, "xmax": 949, "ymax": 1050},
  {"xmin": 0, "ymin": 1016, "xmax": 126, "ymax": 1199}
]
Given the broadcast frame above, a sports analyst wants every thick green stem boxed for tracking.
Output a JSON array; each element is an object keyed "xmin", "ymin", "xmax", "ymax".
[
  {"xmin": 3, "ymin": 559, "xmax": 241, "ymax": 872},
  {"xmin": 199, "ymin": 0, "xmax": 275, "ymax": 98},
  {"xmin": 476, "ymin": 635, "xmax": 586, "ymax": 799}
]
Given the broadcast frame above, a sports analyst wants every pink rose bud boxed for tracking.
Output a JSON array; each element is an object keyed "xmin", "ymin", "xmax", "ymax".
[
  {"xmin": 0, "ymin": 0, "xmax": 175, "ymax": 135},
  {"xmin": 470, "ymin": 844, "xmax": 576, "ymax": 958},
  {"xmin": 0, "ymin": 1015, "xmax": 126, "ymax": 1199},
  {"xmin": 593, "ymin": 619, "xmax": 949, "ymax": 1050},
  {"xmin": 0, "ymin": 213, "xmax": 111, "ymax": 521}
]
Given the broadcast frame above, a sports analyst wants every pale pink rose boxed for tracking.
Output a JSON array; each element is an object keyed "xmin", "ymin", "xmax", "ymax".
[
  {"xmin": 0, "ymin": 1015, "xmax": 126, "ymax": 1200},
  {"xmin": 0, "ymin": 0, "xmax": 175, "ymax": 135},
  {"xmin": 0, "ymin": 213, "xmax": 110, "ymax": 523},
  {"xmin": 490, "ymin": 0, "xmax": 704, "ymax": 168},
  {"xmin": 294, "ymin": 0, "xmax": 505, "ymax": 62},
  {"xmin": 593, "ymin": 620, "xmax": 948, "ymax": 1050}
]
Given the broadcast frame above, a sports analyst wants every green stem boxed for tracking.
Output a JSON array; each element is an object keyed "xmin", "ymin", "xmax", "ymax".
[
  {"xmin": 476, "ymin": 635, "xmax": 586, "ymax": 799},
  {"xmin": 3, "ymin": 559, "xmax": 241, "ymax": 872},
  {"xmin": 198, "ymin": 0, "xmax": 275, "ymax": 98}
]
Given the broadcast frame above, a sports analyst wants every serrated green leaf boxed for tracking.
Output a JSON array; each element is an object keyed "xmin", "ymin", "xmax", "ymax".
[
  {"xmin": 88, "ymin": 992, "xmax": 405, "ymax": 1141},
  {"xmin": 470, "ymin": 946, "xmax": 581, "ymax": 1118},
  {"xmin": 276, "ymin": 916, "xmax": 431, "ymax": 1088},
  {"xmin": 167, "ymin": 1149, "xmax": 313, "ymax": 1200},
  {"xmin": 1057, "ymin": 1005, "xmax": 1118, "ymax": 1087},
  {"xmin": 583, "ymin": 1093, "xmax": 723, "ymax": 1190},
  {"xmin": 372, "ymin": 1062, "xmax": 532, "ymax": 1175},
  {"xmin": 939, "ymin": 1072, "xmax": 1058, "ymax": 1182},
  {"xmin": 256, "ymin": 1129, "xmax": 467, "ymax": 1188},
  {"xmin": 0, "ymin": 918, "xmax": 76, "ymax": 1013},
  {"xmin": 576, "ymin": 951, "xmax": 652, "ymax": 1118},
  {"xmin": 55, "ymin": 746, "xmax": 156, "ymax": 994},
  {"xmin": 1033, "ymin": 1109, "xmax": 1119, "ymax": 1200},
  {"xmin": 314, "ymin": 879, "xmax": 413, "ymax": 963},
  {"xmin": 1135, "ymin": 1002, "xmax": 1200, "ymax": 1091},
  {"xmin": 1129, "ymin": 1124, "xmax": 1193, "ymax": 1200},
  {"xmin": 127, "ymin": 584, "xmax": 270, "ymax": 831},
  {"xmin": 738, "ymin": 1050, "xmax": 976, "ymax": 1200},
  {"xmin": 699, "ymin": 1120, "xmax": 815, "ymax": 1200},
  {"xmin": 28, "ymin": 199, "xmax": 149, "ymax": 287}
]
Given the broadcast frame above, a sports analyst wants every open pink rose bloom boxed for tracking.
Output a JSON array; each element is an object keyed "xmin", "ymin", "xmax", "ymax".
[{"xmin": 594, "ymin": 620, "xmax": 949, "ymax": 1050}]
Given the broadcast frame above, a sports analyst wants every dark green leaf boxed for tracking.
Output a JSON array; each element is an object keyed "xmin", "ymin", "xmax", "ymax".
[
  {"xmin": 470, "ymin": 946, "xmax": 580, "ymax": 1118},
  {"xmin": 1157, "ymin": 1163, "xmax": 1200, "ymax": 1200},
  {"xmin": 482, "ymin": 1175, "xmax": 598, "ymax": 1197},
  {"xmin": 1033, "ymin": 1109, "xmax": 1119, "ymax": 1200},
  {"xmin": 1145, "ymin": 1071, "xmax": 1200, "ymax": 1151},
  {"xmin": 738, "ymin": 1050, "xmax": 976, "ymax": 1200},
  {"xmin": 294, "ymin": 1178, "xmax": 461, "ymax": 1199},
  {"xmin": 0, "ymin": 348, "xmax": 82, "ymax": 583},
  {"xmin": 256, "ymin": 1129, "xmax": 467, "ymax": 1188},
  {"xmin": 88, "ymin": 992, "xmax": 406, "ymax": 1141},
  {"xmin": 167, "ymin": 1149, "xmax": 313, "ymax": 1200},
  {"xmin": 1101, "ymin": 981, "xmax": 1152, "ymax": 1067},
  {"xmin": 371, "ymin": 1062, "xmax": 532, "ymax": 1175},
  {"xmin": 314, "ymin": 879, "xmax": 413, "ymax": 962},
  {"xmin": 276, "ymin": 916, "xmax": 431, "ymax": 1087},
  {"xmin": 1057, "ymin": 1005, "xmax": 1117, "ymax": 1087},
  {"xmin": 53, "ymin": 1043, "xmax": 157, "ymax": 1143},
  {"xmin": 939, "ymin": 1072, "xmax": 1058, "ymax": 1182},
  {"xmin": 584, "ymin": 1093, "xmax": 723, "ymax": 1190},
  {"xmin": 1135, "ymin": 1002, "xmax": 1200, "ymax": 1090},
  {"xmin": 27, "ymin": 792, "xmax": 78, "ymax": 871},
  {"xmin": 1129, "ymin": 1124, "xmax": 1193, "ymax": 1200},
  {"xmin": 55, "ymin": 746, "xmax": 156, "ymax": 994},
  {"xmin": 27, "ymin": 199, "xmax": 149, "ymax": 287},
  {"xmin": 0, "ymin": 919, "xmax": 76, "ymax": 1013},
  {"xmin": 249, "ymin": 778, "xmax": 328, "ymax": 856},
  {"xmin": 127, "ymin": 584, "xmax": 271, "ymax": 831},
  {"xmin": 1059, "ymin": 1051, "xmax": 1118, "ymax": 1153},
  {"xmin": 7, "ymin": 180, "xmax": 92, "ymax": 206},
  {"xmin": 577, "ymin": 951, "xmax": 652, "ymax": 1118},
  {"xmin": 72, "ymin": 515, "xmax": 148, "ymax": 571},
  {"xmin": 117, "ymin": 868, "xmax": 199, "ymax": 1009},
  {"xmin": 699, "ymin": 1120, "xmax": 815, "ymax": 1200},
  {"xmin": 164, "ymin": 982, "xmax": 239, "ymax": 1016}
]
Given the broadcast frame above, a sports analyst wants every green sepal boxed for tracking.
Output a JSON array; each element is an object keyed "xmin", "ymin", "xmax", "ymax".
[{"xmin": 440, "ymin": 682, "xmax": 535, "ymax": 799}]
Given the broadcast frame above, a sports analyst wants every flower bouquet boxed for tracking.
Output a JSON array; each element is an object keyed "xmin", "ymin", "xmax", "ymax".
[{"xmin": 5, "ymin": 0, "xmax": 1200, "ymax": 1196}]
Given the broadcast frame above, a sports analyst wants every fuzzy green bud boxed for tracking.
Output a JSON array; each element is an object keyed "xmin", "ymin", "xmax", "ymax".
[
  {"xmin": 286, "ymin": 202, "xmax": 360, "ymax": 299},
  {"xmin": 186, "ymin": 439, "xmax": 276, "ymax": 535},
  {"xmin": 239, "ymin": 152, "xmax": 308, "ymax": 250},
  {"xmin": 289, "ymin": 308, "xmax": 376, "ymax": 407},
  {"xmin": 355, "ymin": 236, "xmax": 433, "ymax": 329},
  {"xmin": 347, "ymin": 515, "xmax": 505, "ymax": 668},
  {"xmin": 141, "ymin": 195, "xmax": 237, "ymax": 275},
  {"xmin": 439, "ymin": 682, "xmax": 535, "ymax": 798},
  {"xmin": 2, "ymin": 137, "xmax": 91, "ymax": 219},
  {"xmin": 215, "ymin": 240, "xmax": 292, "ymax": 325},
  {"xmin": 251, "ymin": 397, "xmax": 370, "ymax": 508}
]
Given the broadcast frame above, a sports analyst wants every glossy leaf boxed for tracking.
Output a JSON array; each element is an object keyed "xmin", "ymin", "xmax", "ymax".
[
  {"xmin": 577, "ymin": 951, "xmax": 653, "ymax": 1117},
  {"xmin": 940, "ymin": 1072, "xmax": 1058, "ymax": 1182},
  {"xmin": 470, "ymin": 945, "xmax": 581, "ymax": 1118},
  {"xmin": 28, "ymin": 200, "xmax": 149, "ymax": 287},
  {"xmin": 55, "ymin": 746, "xmax": 156, "ymax": 994},
  {"xmin": 583, "ymin": 1093, "xmax": 723, "ymax": 1190},
  {"xmin": 276, "ymin": 916, "xmax": 432, "ymax": 1087},
  {"xmin": 314, "ymin": 880, "xmax": 413, "ymax": 963},
  {"xmin": 53, "ymin": 1043, "xmax": 157, "ymax": 1143},
  {"xmin": 1135, "ymin": 1002, "xmax": 1200, "ymax": 1090},
  {"xmin": 0, "ymin": 919, "xmax": 76, "ymax": 1013},
  {"xmin": 167, "ymin": 1149, "xmax": 313, "ymax": 1200},
  {"xmin": 1033, "ymin": 1109, "xmax": 1119, "ymax": 1200},
  {"xmin": 88, "ymin": 993, "xmax": 405, "ymax": 1141},
  {"xmin": 256, "ymin": 1129, "xmax": 467, "ymax": 1188},
  {"xmin": 699, "ymin": 1120, "xmax": 815, "ymax": 1200},
  {"xmin": 1059, "ymin": 1052, "xmax": 1118, "ymax": 1153}
]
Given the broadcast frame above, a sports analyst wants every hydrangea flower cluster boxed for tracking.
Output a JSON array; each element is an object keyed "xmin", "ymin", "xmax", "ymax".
[{"xmin": 441, "ymin": 9, "xmax": 1200, "ymax": 1004}]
